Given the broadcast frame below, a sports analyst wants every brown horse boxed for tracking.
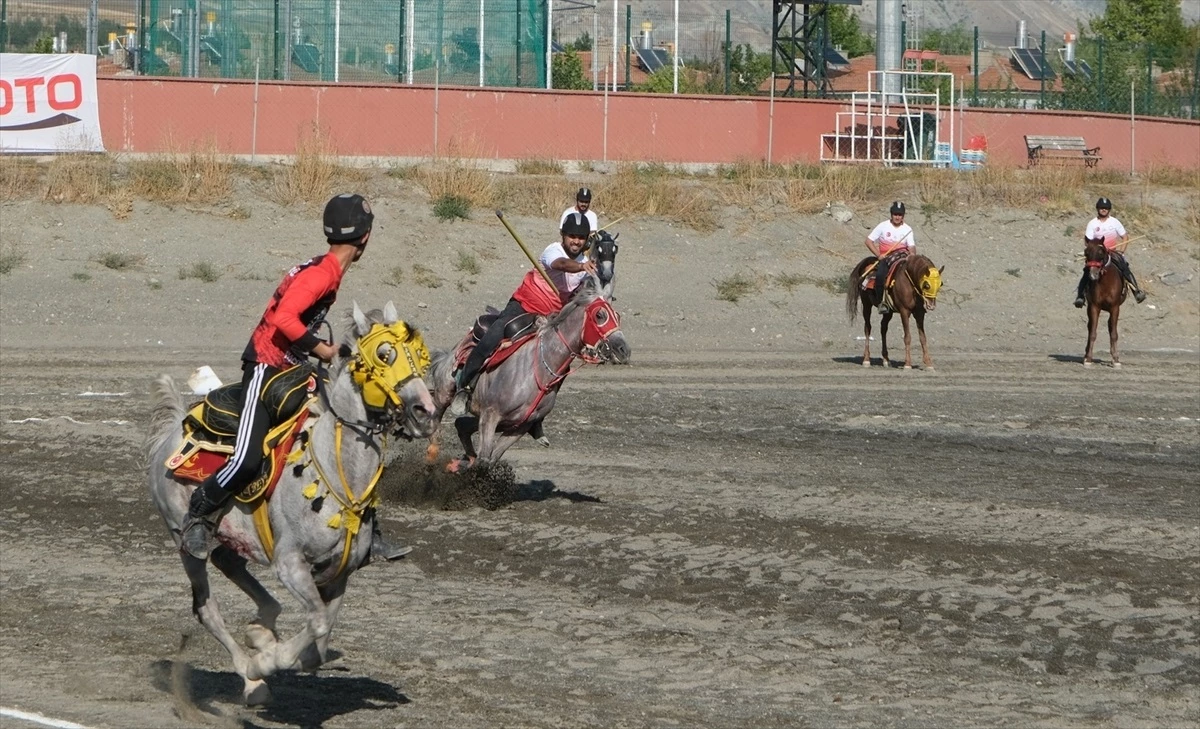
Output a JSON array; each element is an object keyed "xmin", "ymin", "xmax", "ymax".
[
  {"xmin": 1081, "ymin": 235, "xmax": 1128, "ymax": 367},
  {"xmin": 846, "ymin": 252, "xmax": 944, "ymax": 369}
]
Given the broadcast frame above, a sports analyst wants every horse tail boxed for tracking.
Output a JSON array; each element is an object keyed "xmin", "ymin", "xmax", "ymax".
[
  {"xmin": 846, "ymin": 257, "xmax": 872, "ymax": 322},
  {"xmin": 427, "ymin": 349, "xmax": 457, "ymax": 411},
  {"xmin": 146, "ymin": 374, "xmax": 185, "ymax": 458}
]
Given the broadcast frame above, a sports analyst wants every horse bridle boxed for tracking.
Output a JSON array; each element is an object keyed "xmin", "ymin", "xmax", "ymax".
[{"xmin": 316, "ymin": 322, "xmax": 431, "ymax": 439}]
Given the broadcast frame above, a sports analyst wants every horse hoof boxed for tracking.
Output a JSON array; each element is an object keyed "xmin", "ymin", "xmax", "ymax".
[
  {"xmin": 882, "ymin": 359, "xmax": 891, "ymax": 368},
  {"xmin": 1113, "ymin": 362, "xmax": 1122, "ymax": 369},
  {"xmin": 245, "ymin": 624, "xmax": 277, "ymax": 651},
  {"xmin": 861, "ymin": 359, "xmax": 871, "ymax": 368},
  {"xmin": 244, "ymin": 679, "xmax": 272, "ymax": 707},
  {"xmin": 534, "ymin": 436, "xmax": 550, "ymax": 448},
  {"xmin": 1083, "ymin": 360, "xmax": 1093, "ymax": 367},
  {"xmin": 903, "ymin": 364, "xmax": 912, "ymax": 370}
]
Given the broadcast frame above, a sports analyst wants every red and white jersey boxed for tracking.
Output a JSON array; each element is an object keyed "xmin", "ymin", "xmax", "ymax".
[
  {"xmin": 511, "ymin": 242, "xmax": 587, "ymax": 316},
  {"xmin": 1086, "ymin": 216, "xmax": 1127, "ymax": 250},
  {"xmin": 868, "ymin": 221, "xmax": 915, "ymax": 256}
]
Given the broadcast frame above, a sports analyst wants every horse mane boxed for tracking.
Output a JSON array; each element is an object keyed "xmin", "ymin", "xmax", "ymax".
[
  {"xmin": 543, "ymin": 277, "xmax": 602, "ymax": 331},
  {"xmin": 906, "ymin": 252, "xmax": 935, "ymax": 273}
]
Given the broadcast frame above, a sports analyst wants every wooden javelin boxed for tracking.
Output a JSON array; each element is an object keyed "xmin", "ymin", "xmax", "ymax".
[{"xmin": 496, "ymin": 210, "xmax": 557, "ymax": 290}]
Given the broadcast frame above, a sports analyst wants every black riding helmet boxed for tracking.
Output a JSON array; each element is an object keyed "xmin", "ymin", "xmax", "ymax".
[
  {"xmin": 324, "ymin": 193, "xmax": 374, "ymax": 243},
  {"xmin": 890, "ymin": 201, "xmax": 906, "ymax": 216},
  {"xmin": 1096, "ymin": 197, "xmax": 1112, "ymax": 210},
  {"xmin": 561, "ymin": 211, "xmax": 591, "ymax": 238},
  {"xmin": 576, "ymin": 187, "xmax": 592, "ymax": 203}
]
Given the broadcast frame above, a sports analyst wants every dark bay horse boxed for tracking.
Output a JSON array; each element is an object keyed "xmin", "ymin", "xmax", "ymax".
[
  {"xmin": 846, "ymin": 252, "xmax": 944, "ymax": 369},
  {"xmin": 427, "ymin": 276, "xmax": 630, "ymax": 469},
  {"xmin": 1081, "ymin": 235, "xmax": 1128, "ymax": 367}
]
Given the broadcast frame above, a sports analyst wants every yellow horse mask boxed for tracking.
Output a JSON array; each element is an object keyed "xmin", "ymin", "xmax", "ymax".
[
  {"xmin": 347, "ymin": 321, "xmax": 431, "ymax": 411},
  {"xmin": 917, "ymin": 267, "xmax": 943, "ymax": 300}
]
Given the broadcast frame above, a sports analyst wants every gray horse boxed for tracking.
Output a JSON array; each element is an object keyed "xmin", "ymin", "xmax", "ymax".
[
  {"xmin": 427, "ymin": 277, "xmax": 630, "ymax": 468},
  {"xmin": 147, "ymin": 302, "xmax": 436, "ymax": 705}
]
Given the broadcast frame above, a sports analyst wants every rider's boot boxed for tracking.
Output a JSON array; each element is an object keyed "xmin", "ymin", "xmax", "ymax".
[
  {"xmin": 179, "ymin": 478, "xmax": 232, "ymax": 560},
  {"xmin": 448, "ymin": 369, "xmax": 474, "ymax": 417},
  {"xmin": 1125, "ymin": 269, "xmax": 1147, "ymax": 303},
  {"xmin": 1074, "ymin": 273, "xmax": 1087, "ymax": 308},
  {"xmin": 370, "ymin": 522, "xmax": 412, "ymax": 561}
]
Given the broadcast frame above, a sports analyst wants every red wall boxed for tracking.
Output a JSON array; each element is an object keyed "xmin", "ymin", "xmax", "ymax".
[{"xmin": 97, "ymin": 78, "xmax": 1200, "ymax": 170}]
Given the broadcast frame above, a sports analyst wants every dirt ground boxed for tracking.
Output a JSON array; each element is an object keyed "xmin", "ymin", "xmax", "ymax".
[{"xmin": 1, "ymin": 172, "xmax": 1197, "ymax": 729}]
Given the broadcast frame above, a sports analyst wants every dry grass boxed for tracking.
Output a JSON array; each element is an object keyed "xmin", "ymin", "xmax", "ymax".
[
  {"xmin": 713, "ymin": 271, "xmax": 766, "ymax": 302},
  {"xmin": 1144, "ymin": 166, "xmax": 1199, "ymax": 188},
  {"xmin": 784, "ymin": 164, "xmax": 891, "ymax": 213},
  {"xmin": 43, "ymin": 153, "xmax": 115, "ymax": 204},
  {"xmin": 129, "ymin": 142, "xmax": 233, "ymax": 203},
  {"xmin": 269, "ymin": 125, "xmax": 359, "ymax": 206},
  {"xmin": 0, "ymin": 157, "xmax": 44, "ymax": 199},
  {"xmin": 494, "ymin": 176, "xmax": 567, "ymax": 218},
  {"xmin": 411, "ymin": 159, "xmax": 496, "ymax": 210},
  {"xmin": 916, "ymin": 168, "xmax": 957, "ymax": 222},
  {"xmin": 514, "ymin": 159, "xmax": 564, "ymax": 175},
  {"xmin": 604, "ymin": 164, "xmax": 719, "ymax": 231},
  {"xmin": 715, "ymin": 161, "xmax": 787, "ymax": 209}
]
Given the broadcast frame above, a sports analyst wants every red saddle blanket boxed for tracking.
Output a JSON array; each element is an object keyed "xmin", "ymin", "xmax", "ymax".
[
  {"xmin": 862, "ymin": 255, "xmax": 907, "ymax": 291},
  {"xmin": 166, "ymin": 411, "xmax": 310, "ymax": 503},
  {"xmin": 452, "ymin": 317, "xmax": 538, "ymax": 374}
]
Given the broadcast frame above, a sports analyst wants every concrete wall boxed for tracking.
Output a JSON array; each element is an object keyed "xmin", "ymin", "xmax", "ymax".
[{"xmin": 96, "ymin": 78, "xmax": 1200, "ymax": 171}]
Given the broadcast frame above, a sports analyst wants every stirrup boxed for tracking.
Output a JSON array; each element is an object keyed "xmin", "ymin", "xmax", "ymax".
[
  {"xmin": 179, "ymin": 515, "xmax": 217, "ymax": 560},
  {"xmin": 448, "ymin": 388, "xmax": 471, "ymax": 417}
]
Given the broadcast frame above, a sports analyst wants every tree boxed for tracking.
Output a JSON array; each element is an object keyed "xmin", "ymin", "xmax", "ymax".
[
  {"xmin": 552, "ymin": 48, "xmax": 591, "ymax": 90},
  {"xmin": 1091, "ymin": 0, "xmax": 1188, "ymax": 67},
  {"xmin": 923, "ymin": 24, "xmax": 972, "ymax": 56},
  {"xmin": 571, "ymin": 32, "xmax": 592, "ymax": 52},
  {"xmin": 826, "ymin": 4, "xmax": 873, "ymax": 58}
]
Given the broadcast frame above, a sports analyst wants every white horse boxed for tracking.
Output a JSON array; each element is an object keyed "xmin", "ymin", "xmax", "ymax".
[{"xmin": 147, "ymin": 302, "xmax": 436, "ymax": 705}]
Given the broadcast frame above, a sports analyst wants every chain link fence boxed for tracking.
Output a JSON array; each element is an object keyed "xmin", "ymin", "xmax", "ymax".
[
  {"xmin": 968, "ymin": 32, "xmax": 1198, "ymax": 120},
  {"xmin": 0, "ymin": 0, "xmax": 548, "ymax": 87},
  {"xmin": 2, "ymin": 3, "xmax": 1195, "ymax": 119}
]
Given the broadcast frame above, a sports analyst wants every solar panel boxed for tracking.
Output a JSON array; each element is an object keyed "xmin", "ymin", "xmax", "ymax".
[
  {"xmin": 551, "ymin": 40, "xmax": 564, "ymax": 53},
  {"xmin": 1062, "ymin": 59, "xmax": 1093, "ymax": 79},
  {"xmin": 1010, "ymin": 47, "xmax": 1056, "ymax": 81},
  {"xmin": 651, "ymin": 48, "xmax": 672, "ymax": 70},
  {"xmin": 824, "ymin": 46, "xmax": 850, "ymax": 69},
  {"xmin": 635, "ymin": 46, "xmax": 666, "ymax": 73}
]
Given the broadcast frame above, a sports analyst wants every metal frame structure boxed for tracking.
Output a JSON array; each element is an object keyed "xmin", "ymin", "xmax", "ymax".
[
  {"xmin": 772, "ymin": 0, "xmax": 860, "ymax": 98},
  {"xmin": 820, "ymin": 69, "xmax": 956, "ymax": 166}
]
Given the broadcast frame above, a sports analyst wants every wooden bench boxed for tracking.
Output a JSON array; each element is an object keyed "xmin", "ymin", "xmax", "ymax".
[{"xmin": 1025, "ymin": 135, "xmax": 1102, "ymax": 168}]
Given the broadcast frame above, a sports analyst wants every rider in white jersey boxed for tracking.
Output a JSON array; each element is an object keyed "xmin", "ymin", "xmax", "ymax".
[{"xmin": 1074, "ymin": 197, "xmax": 1146, "ymax": 306}]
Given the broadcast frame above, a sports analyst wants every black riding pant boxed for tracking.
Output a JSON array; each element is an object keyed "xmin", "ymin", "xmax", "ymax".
[
  {"xmin": 458, "ymin": 298, "xmax": 529, "ymax": 389},
  {"xmin": 206, "ymin": 362, "xmax": 277, "ymax": 497}
]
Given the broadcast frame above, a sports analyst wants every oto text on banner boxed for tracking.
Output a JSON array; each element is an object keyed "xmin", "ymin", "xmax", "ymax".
[{"xmin": 0, "ymin": 53, "xmax": 105, "ymax": 153}]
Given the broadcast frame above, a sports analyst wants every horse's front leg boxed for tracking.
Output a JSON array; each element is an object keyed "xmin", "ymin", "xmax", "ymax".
[
  {"xmin": 210, "ymin": 546, "xmax": 282, "ymax": 651},
  {"xmin": 880, "ymin": 311, "xmax": 894, "ymax": 368},
  {"xmin": 182, "ymin": 553, "xmax": 268, "ymax": 705},
  {"xmin": 1084, "ymin": 304, "xmax": 1100, "ymax": 365},
  {"xmin": 254, "ymin": 548, "xmax": 331, "ymax": 680},
  {"xmin": 913, "ymin": 309, "xmax": 932, "ymax": 369},
  {"xmin": 860, "ymin": 293, "xmax": 873, "ymax": 367},
  {"xmin": 474, "ymin": 408, "xmax": 526, "ymax": 465},
  {"xmin": 1108, "ymin": 307, "xmax": 1121, "ymax": 368}
]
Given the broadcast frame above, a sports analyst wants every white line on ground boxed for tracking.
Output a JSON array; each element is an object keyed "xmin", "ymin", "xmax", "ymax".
[
  {"xmin": 4, "ymin": 416, "xmax": 130, "ymax": 426},
  {"xmin": 0, "ymin": 707, "xmax": 95, "ymax": 729}
]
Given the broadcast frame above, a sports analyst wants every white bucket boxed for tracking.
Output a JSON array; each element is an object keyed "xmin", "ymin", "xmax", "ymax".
[{"xmin": 187, "ymin": 366, "xmax": 224, "ymax": 396}]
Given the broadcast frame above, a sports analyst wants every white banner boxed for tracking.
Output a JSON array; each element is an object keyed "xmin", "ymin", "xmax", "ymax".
[{"xmin": 0, "ymin": 53, "xmax": 105, "ymax": 154}]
